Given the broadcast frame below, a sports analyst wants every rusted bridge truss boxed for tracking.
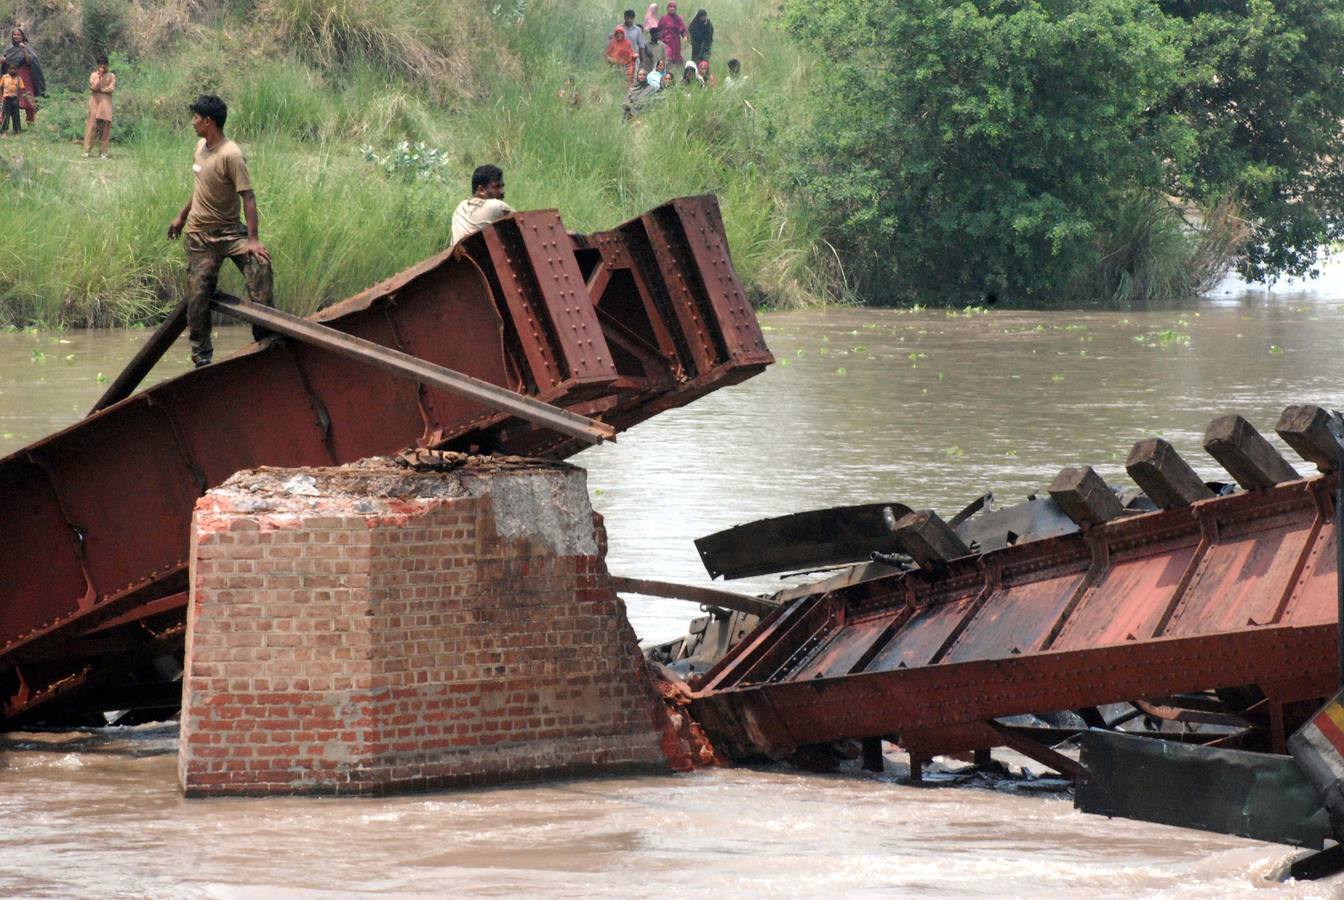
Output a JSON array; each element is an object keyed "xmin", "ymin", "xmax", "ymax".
[
  {"xmin": 1, "ymin": 196, "xmax": 771, "ymax": 726},
  {"xmin": 691, "ymin": 413, "xmax": 1344, "ymax": 770}
]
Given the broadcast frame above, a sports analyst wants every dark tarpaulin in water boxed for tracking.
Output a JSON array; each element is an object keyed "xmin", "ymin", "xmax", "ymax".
[{"xmin": 1075, "ymin": 729, "xmax": 1332, "ymax": 849}]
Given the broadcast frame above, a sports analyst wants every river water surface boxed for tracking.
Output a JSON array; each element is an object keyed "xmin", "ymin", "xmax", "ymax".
[{"xmin": 3, "ymin": 265, "xmax": 1344, "ymax": 896}]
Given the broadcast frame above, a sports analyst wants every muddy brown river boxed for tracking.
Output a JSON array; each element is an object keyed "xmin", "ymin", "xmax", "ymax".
[{"xmin": 3, "ymin": 264, "xmax": 1344, "ymax": 896}]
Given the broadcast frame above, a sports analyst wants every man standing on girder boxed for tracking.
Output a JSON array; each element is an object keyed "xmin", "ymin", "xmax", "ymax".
[{"xmin": 167, "ymin": 94, "xmax": 274, "ymax": 368}]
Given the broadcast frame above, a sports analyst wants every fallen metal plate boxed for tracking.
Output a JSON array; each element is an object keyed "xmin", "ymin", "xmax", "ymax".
[{"xmin": 695, "ymin": 503, "xmax": 913, "ymax": 580}]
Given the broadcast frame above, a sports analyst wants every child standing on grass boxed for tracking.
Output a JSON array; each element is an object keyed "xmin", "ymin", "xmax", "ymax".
[
  {"xmin": 83, "ymin": 55, "xmax": 115, "ymax": 158},
  {"xmin": 0, "ymin": 62, "xmax": 24, "ymax": 135}
]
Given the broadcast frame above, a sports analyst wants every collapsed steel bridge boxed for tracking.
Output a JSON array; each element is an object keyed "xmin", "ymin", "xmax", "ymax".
[
  {"xmin": 690, "ymin": 410, "xmax": 1344, "ymax": 774},
  {"xmin": 0, "ymin": 195, "xmax": 772, "ymax": 726}
]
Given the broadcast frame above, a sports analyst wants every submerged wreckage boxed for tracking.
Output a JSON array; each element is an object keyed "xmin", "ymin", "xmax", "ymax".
[
  {"xmin": 6, "ymin": 193, "xmax": 1344, "ymax": 869},
  {"xmin": 671, "ymin": 405, "xmax": 1344, "ymax": 877}
]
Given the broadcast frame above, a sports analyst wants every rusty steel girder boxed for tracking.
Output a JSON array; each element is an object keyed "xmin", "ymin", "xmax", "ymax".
[
  {"xmin": 0, "ymin": 195, "xmax": 772, "ymax": 725},
  {"xmin": 690, "ymin": 476, "xmax": 1340, "ymax": 761}
]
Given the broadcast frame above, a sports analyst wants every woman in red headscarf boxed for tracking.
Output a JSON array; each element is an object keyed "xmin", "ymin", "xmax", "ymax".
[
  {"xmin": 604, "ymin": 26, "xmax": 637, "ymax": 83},
  {"xmin": 657, "ymin": 2, "xmax": 688, "ymax": 68}
]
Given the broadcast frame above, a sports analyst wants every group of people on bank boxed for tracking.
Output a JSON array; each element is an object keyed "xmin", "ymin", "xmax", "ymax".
[
  {"xmin": 1, "ymin": 26, "xmax": 116, "ymax": 157},
  {"xmin": 603, "ymin": 5, "xmax": 742, "ymax": 119}
]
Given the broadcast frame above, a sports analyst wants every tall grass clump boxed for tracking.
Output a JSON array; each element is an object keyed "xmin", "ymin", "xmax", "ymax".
[
  {"xmin": 1069, "ymin": 195, "xmax": 1250, "ymax": 305},
  {"xmin": 259, "ymin": 0, "xmax": 495, "ymax": 103}
]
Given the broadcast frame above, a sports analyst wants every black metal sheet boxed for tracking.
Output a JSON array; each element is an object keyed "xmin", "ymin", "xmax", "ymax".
[
  {"xmin": 1076, "ymin": 729, "xmax": 1331, "ymax": 848},
  {"xmin": 695, "ymin": 503, "xmax": 913, "ymax": 580}
]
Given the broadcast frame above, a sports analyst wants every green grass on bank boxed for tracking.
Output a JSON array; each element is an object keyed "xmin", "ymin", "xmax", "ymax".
[{"xmin": 0, "ymin": 0, "xmax": 832, "ymax": 327}]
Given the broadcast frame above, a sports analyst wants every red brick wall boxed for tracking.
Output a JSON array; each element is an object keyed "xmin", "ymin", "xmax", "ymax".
[{"xmin": 179, "ymin": 460, "xmax": 670, "ymax": 796}]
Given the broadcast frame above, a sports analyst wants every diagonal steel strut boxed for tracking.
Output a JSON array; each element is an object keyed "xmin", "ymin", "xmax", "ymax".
[{"xmin": 210, "ymin": 294, "xmax": 616, "ymax": 446}]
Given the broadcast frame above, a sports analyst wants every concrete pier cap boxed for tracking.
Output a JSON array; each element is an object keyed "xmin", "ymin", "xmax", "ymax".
[{"xmin": 179, "ymin": 452, "xmax": 690, "ymax": 797}]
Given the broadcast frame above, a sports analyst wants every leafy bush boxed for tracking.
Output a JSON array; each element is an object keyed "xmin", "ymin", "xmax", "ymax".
[{"xmin": 786, "ymin": 0, "xmax": 1344, "ymax": 304}]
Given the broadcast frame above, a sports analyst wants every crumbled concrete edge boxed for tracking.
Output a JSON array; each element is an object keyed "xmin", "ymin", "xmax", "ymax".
[{"xmin": 647, "ymin": 662, "xmax": 725, "ymax": 771}]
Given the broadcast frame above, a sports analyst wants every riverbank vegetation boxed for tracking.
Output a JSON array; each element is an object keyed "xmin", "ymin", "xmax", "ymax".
[
  {"xmin": 0, "ymin": 0, "xmax": 829, "ymax": 326},
  {"xmin": 2, "ymin": 0, "xmax": 1341, "ymax": 325},
  {"xmin": 785, "ymin": 0, "xmax": 1344, "ymax": 305}
]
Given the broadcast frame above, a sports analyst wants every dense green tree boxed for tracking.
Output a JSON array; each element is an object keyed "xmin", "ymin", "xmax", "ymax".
[
  {"xmin": 1158, "ymin": 0, "xmax": 1344, "ymax": 282},
  {"xmin": 786, "ymin": 0, "xmax": 1344, "ymax": 304}
]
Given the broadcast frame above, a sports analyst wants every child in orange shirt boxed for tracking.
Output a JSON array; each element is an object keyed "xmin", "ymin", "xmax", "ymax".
[{"xmin": 0, "ymin": 61, "xmax": 24, "ymax": 134}]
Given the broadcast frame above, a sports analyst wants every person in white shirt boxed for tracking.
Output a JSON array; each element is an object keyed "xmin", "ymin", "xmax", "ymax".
[{"xmin": 451, "ymin": 164, "xmax": 514, "ymax": 246}]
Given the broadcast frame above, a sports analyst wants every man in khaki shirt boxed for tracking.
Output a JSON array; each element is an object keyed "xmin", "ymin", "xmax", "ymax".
[
  {"xmin": 167, "ymin": 94, "xmax": 274, "ymax": 367},
  {"xmin": 451, "ymin": 164, "xmax": 514, "ymax": 246}
]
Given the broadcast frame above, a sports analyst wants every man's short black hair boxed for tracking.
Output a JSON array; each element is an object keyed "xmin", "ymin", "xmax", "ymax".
[
  {"xmin": 649, "ymin": 26, "xmax": 660, "ymax": 39},
  {"xmin": 96, "ymin": 54, "xmax": 109, "ymax": 65},
  {"xmin": 471, "ymin": 164, "xmax": 503, "ymax": 193},
  {"xmin": 624, "ymin": 8, "xmax": 636, "ymax": 17},
  {"xmin": 190, "ymin": 94, "xmax": 228, "ymax": 129}
]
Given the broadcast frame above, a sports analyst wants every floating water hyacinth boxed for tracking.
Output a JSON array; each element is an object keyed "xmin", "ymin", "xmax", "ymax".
[{"xmin": 1133, "ymin": 329, "xmax": 1191, "ymax": 349}]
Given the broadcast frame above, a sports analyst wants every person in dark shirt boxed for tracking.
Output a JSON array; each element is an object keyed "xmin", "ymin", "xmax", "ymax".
[{"xmin": 689, "ymin": 9, "xmax": 713, "ymax": 64}]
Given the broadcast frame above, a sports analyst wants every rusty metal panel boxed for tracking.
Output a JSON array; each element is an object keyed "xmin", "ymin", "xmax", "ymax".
[
  {"xmin": 665, "ymin": 197, "xmax": 772, "ymax": 364},
  {"xmin": 1286, "ymin": 524, "xmax": 1338, "ymax": 626},
  {"xmin": 0, "ymin": 461, "xmax": 90, "ymax": 645},
  {"xmin": 620, "ymin": 197, "xmax": 771, "ymax": 379},
  {"xmin": 941, "ymin": 572, "xmax": 1087, "ymax": 663},
  {"xmin": 153, "ymin": 352, "xmax": 341, "ymax": 479},
  {"xmin": 637, "ymin": 210, "xmax": 721, "ymax": 374},
  {"xmin": 33, "ymin": 405, "xmax": 201, "ymax": 603},
  {"xmin": 1165, "ymin": 496, "xmax": 1320, "ymax": 636},
  {"xmin": 510, "ymin": 212, "xmax": 613, "ymax": 384},
  {"xmin": 864, "ymin": 598, "xmax": 975, "ymax": 672},
  {"xmin": 472, "ymin": 226, "xmax": 566, "ymax": 393},
  {"xmin": 1051, "ymin": 528, "xmax": 1201, "ymax": 651},
  {"xmin": 792, "ymin": 617, "xmax": 898, "ymax": 681}
]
